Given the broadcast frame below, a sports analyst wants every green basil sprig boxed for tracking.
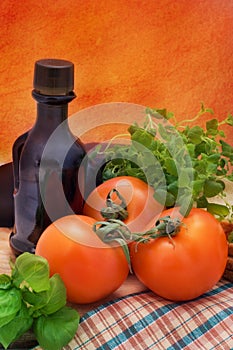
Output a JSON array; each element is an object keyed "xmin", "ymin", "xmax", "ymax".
[{"xmin": 0, "ymin": 252, "xmax": 80, "ymax": 350}]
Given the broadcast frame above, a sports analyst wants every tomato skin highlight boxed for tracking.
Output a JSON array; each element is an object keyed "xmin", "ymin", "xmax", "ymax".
[
  {"xmin": 83, "ymin": 176, "xmax": 163, "ymax": 232},
  {"xmin": 130, "ymin": 208, "xmax": 228, "ymax": 301},
  {"xmin": 35, "ymin": 215, "xmax": 129, "ymax": 304}
]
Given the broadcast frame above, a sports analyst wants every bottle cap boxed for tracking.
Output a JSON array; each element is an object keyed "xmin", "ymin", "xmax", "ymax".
[{"xmin": 33, "ymin": 58, "xmax": 74, "ymax": 95}]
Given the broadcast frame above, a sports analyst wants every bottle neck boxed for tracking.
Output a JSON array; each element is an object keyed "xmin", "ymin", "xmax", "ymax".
[
  {"xmin": 32, "ymin": 89, "xmax": 76, "ymax": 132},
  {"xmin": 36, "ymin": 103, "xmax": 68, "ymax": 128}
]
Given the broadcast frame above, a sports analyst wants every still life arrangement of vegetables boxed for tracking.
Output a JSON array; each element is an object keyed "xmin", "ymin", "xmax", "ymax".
[{"xmin": 1, "ymin": 104, "xmax": 233, "ymax": 349}]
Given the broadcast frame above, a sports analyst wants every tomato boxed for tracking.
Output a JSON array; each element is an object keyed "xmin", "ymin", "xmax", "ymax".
[
  {"xmin": 130, "ymin": 207, "xmax": 228, "ymax": 301},
  {"xmin": 83, "ymin": 176, "xmax": 163, "ymax": 233},
  {"xmin": 35, "ymin": 215, "xmax": 129, "ymax": 304}
]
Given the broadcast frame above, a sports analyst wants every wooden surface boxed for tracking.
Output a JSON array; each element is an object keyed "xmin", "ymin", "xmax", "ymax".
[
  {"xmin": 0, "ymin": 228, "xmax": 15, "ymax": 275},
  {"xmin": 0, "ymin": 228, "xmax": 147, "ymax": 317}
]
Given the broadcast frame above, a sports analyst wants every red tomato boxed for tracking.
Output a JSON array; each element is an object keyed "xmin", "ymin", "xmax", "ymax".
[
  {"xmin": 83, "ymin": 176, "xmax": 163, "ymax": 233},
  {"xmin": 130, "ymin": 207, "xmax": 228, "ymax": 301},
  {"xmin": 35, "ymin": 215, "xmax": 129, "ymax": 304}
]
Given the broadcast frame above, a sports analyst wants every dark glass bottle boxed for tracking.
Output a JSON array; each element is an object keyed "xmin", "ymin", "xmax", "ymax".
[
  {"xmin": 0, "ymin": 162, "xmax": 14, "ymax": 227},
  {"xmin": 9, "ymin": 59, "xmax": 86, "ymax": 255}
]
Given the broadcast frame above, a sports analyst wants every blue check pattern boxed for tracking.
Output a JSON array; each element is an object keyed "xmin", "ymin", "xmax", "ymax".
[{"xmin": 64, "ymin": 280, "xmax": 233, "ymax": 350}]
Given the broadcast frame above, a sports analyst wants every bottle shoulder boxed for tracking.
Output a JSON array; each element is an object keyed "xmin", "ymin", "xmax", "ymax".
[{"xmin": 13, "ymin": 130, "xmax": 30, "ymax": 149}]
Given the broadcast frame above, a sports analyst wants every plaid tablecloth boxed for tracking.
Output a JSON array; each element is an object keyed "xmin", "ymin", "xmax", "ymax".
[{"xmin": 65, "ymin": 279, "xmax": 233, "ymax": 350}]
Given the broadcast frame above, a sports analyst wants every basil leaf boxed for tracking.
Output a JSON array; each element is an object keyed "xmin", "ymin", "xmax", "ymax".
[
  {"xmin": 207, "ymin": 203, "xmax": 230, "ymax": 218},
  {"xmin": 220, "ymin": 140, "xmax": 233, "ymax": 158},
  {"xmin": 206, "ymin": 118, "xmax": 219, "ymax": 136},
  {"xmin": 12, "ymin": 252, "xmax": 50, "ymax": 292},
  {"xmin": 165, "ymin": 192, "xmax": 175, "ymax": 207},
  {"xmin": 196, "ymin": 195, "xmax": 208, "ymax": 208},
  {"xmin": 226, "ymin": 114, "xmax": 233, "ymax": 126},
  {"xmin": 34, "ymin": 306, "xmax": 80, "ymax": 350},
  {"xmin": 0, "ymin": 288, "xmax": 21, "ymax": 327},
  {"xmin": 207, "ymin": 153, "xmax": 221, "ymax": 164},
  {"xmin": 131, "ymin": 129, "xmax": 153, "ymax": 148},
  {"xmin": 204, "ymin": 179, "xmax": 225, "ymax": 198},
  {"xmin": 39, "ymin": 274, "xmax": 67, "ymax": 315},
  {"xmin": 186, "ymin": 126, "xmax": 204, "ymax": 144},
  {"xmin": 167, "ymin": 181, "xmax": 178, "ymax": 197},
  {"xmin": 164, "ymin": 158, "xmax": 177, "ymax": 176},
  {"xmin": 22, "ymin": 274, "xmax": 66, "ymax": 317},
  {"xmin": 178, "ymin": 169, "xmax": 192, "ymax": 188},
  {"xmin": 0, "ymin": 274, "xmax": 12, "ymax": 290},
  {"xmin": 22, "ymin": 289, "xmax": 49, "ymax": 317},
  {"xmin": 192, "ymin": 179, "xmax": 205, "ymax": 196},
  {"xmin": 0, "ymin": 302, "xmax": 33, "ymax": 349}
]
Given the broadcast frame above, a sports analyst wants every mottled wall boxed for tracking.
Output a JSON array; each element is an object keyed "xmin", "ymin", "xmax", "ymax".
[{"xmin": 1, "ymin": 0, "xmax": 233, "ymax": 164}]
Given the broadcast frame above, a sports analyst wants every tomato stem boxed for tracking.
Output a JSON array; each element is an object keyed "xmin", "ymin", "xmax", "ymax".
[
  {"xmin": 93, "ymin": 219, "xmax": 133, "ymax": 273},
  {"xmin": 132, "ymin": 216, "xmax": 182, "ymax": 249},
  {"xmin": 93, "ymin": 219, "xmax": 132, "ymax": 242},
  {"xmin": 93, "ymin": 216, "xmax": 183, "ymax": 247},
  {"xmin": 93, "ymin": 216, "xmax": 183, "ymax": 272},
  {"xmin": 100, "ymin": 188, "xmax": 129, "ymax": 221}
]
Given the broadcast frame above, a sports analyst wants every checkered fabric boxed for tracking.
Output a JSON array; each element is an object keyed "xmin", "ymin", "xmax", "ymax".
[{"xmin": 66, "ymin": 279, "xmax": 233, "ymax": 350}]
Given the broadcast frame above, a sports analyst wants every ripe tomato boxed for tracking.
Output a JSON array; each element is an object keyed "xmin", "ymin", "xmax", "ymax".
[
  {"xmin": 130, "ymin": 207, "xmax": 228, "ymax": 301},
  {"xmin": 83, "ymin": 176, "xmax": 163, "ymax": 233},
  {"xmin": 35, "ymin": 215, "xmax": 129, "ymax": 304}
]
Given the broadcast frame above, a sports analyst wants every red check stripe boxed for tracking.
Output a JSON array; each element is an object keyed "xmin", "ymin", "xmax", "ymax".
[{"xmin": 65, "ymin": 280, "xmax": 233, "ymax": 350}]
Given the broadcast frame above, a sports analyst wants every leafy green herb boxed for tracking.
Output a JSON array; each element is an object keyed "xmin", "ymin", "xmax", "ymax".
[
  {"xmin": 0, "ymin": 274, "xmax": 12, "ymax": 289},
  {"xmin": 12, "ymin": 252, "xmax": 50, "ymax": 292},
  {"xmin": 38, "ymin": 274, "xmax": 67, "ymax": 316},
  {"xmin": 98, "ymin": 105, "xmax": 233, "ymax": 219},
  {"xmin": 0, "ymin": 303, "xmax": 33, "ymax": 349},
  {"xmin": 33, "ymin": 306, "xmax": 80, "ymax": 350},
  {"xmin": 228, "ymin": 231, "xmax": 233, "ymax": 243},
  {"xmin": 0, "ymin": 288, "xmax": 22, "ymax": 328},
  {"xmin": 0, "ymin": 252, "xmax": 80, "ymax": 349}
]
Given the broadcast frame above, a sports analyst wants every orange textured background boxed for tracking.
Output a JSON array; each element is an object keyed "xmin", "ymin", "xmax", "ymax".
[{"xmin": 0, "ymin": 0, "xmax": 233, "ymax": 164}]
